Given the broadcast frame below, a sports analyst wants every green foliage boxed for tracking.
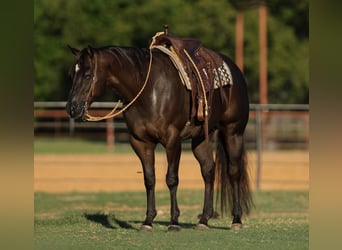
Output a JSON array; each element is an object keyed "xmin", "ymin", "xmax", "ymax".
[
  {"xmin": 267, "ymin": 18, "xmax": 308, "ymax": 104},
  {"xmin": 34, "ymin": 0, "xmax": 308, "ymax": 103},
  {"xmin": 35, "ymin": 190, "xmax": 308, "ymax": 249}
]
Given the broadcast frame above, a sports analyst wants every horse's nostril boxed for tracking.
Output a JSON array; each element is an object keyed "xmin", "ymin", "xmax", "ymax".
[
  {"xmin": 66, "ymin": 103, "xmax": 71, "ymax": 116},
  {"xmin": 70, "ymin": 105, "xmax": 76, "ymax": 116},
  {"xmin": 66, "ymin": 102, "xmax": 77, "ymax": 118},
  {"xmin": 66, "ymin": 101, "xmax": 85, "ymax": 119}
]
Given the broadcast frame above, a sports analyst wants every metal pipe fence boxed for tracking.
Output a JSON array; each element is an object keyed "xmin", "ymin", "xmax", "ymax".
[
  {"xmin": 250, "ymin": 103, "xmax": 309, "ymax": 190},
  {"xmin": 34, "ymin": 102, "xmax": 309, "ymax": 190}
]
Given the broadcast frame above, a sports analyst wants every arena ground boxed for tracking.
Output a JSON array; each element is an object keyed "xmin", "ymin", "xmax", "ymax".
[{"xmin": 34, "ymin": 150, "xmax": 308, "ymax": 193}]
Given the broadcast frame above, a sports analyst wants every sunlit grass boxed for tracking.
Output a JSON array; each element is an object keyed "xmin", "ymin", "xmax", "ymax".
[{"xmin": 35, "ymin": 190, "xmax": 308, "ymax": 250}]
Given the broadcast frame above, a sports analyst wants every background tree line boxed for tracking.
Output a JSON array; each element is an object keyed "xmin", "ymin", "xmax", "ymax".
[{"xmin": 34, "ymin": 0, "xmax": 308, "ymax": 104}]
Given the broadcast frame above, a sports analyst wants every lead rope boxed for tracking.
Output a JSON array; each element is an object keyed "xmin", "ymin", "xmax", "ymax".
[
  {"xmin": 183, "ymin": 49, "xmax": 209, "ymax": 142},
  {"xmin": 84, "ymin": 50, "xmax": 153, "ymax": 121},
  {"xmin": 182, "ymin": 49, "xmax": 208, "ymax": 118}
]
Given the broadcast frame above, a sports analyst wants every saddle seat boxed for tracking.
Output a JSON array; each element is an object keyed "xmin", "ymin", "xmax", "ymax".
[{"xmin": 150, "ymin": 29, "xmax": 232, "ymax": 139}]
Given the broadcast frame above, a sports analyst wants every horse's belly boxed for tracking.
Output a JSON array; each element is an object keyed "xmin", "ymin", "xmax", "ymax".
[{"xmin": 179, "ymin": 122, "xmax": 202, "ymax": 140}]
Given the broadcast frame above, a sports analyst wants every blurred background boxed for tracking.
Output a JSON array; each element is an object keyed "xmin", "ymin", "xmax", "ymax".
[
  {"xmin": 34, "ymin": 0, "xmax": 308, "ymax": 104},
  {"xmin": 34, "ymin": 0, "xmax": 309, "ymax": 192}
]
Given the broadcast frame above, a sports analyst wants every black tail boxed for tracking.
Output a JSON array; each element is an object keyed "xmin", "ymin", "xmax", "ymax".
[{"xmin": 214, "ymin": 131, "xmax": 253, "ymax": 217}]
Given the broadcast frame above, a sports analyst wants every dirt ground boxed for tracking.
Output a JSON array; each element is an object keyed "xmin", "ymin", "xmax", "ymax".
[{"xmin": 34, "ymin": 150, "xmax": 309, "ymax": 193}]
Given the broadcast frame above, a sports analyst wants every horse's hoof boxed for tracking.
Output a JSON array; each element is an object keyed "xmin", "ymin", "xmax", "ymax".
[
  {"xmin": 139, "ymin": 224, "xmax": 153, "ymax": 232},
  {"xmin": 212, "ymin": 211, "xmax": 221, "ymax": 219},
  {"xmin": 167, "ymin": 225, "xmax": 181, "ymax": 232},
  {"xmin": 231, "ymin": 223, "xmax": 243, "ymax": 231},
  {"xmin": 195, "ymin": 223, "xmax": 209, "ymax": 230}
]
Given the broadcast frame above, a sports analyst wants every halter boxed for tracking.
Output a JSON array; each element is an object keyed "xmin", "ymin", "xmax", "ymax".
[{"xmin": 84, "ymin": 49, "xmax": 153, "ymax": 121}]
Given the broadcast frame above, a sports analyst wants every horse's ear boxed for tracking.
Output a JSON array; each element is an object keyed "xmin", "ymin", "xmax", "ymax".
[
  {"xmin": 67, "ymin": 45, "xmax": 79, "ymax": 56},
  {"xmin": 87, "ymin": 45, "xmax": 94, "ymax": 57}
]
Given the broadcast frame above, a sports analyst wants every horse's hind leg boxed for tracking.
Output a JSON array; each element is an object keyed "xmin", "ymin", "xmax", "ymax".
[
  {"xmin": 129, "ymin": 135, "xmax": 157, "ymax": 231},
  {"xmin": 221, "ymin": 126, "xmax": 252, "ymax": 230},
  {"xmin": 227, "ymin": 133, "xmax": 244, "ymax": 226},
  {"xmin": 192, "ymin": 136, "xmax": 215, "ymax": 229}
]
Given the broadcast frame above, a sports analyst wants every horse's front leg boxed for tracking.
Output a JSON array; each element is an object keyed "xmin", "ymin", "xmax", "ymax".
[
  {"xmin": 164, "ymin": 128, "xmax": 182, "ymax": 231},
  {"xmin": 129, "ymin": 135, "xmax": 157, "ymax": 232}
]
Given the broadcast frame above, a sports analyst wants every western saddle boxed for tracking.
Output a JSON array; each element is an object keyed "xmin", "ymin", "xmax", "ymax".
[{"xmin": 149, "ymin": 25, "xmax": 230, "ymax": 140}]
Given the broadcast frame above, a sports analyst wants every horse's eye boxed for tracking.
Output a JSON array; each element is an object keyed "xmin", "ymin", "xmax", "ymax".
[{"xmin": 84, "ymin": 74, "xmax": 92, "ymax": 80}]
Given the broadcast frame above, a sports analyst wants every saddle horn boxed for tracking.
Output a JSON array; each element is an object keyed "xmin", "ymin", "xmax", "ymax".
[{"xmin": 163, "ymin": 24, "xmax": 169, "ymax": 35}]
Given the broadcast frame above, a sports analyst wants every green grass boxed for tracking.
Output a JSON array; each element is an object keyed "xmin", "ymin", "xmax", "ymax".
[
  {"xmin": 34, "ymin": 137, "xmax": 170, "ymax": 154},
  {"xmin": 35, "ymin": 190, "xmax": 308, "ymax": 250},
  {"xmin": 34, "ymin": 137, "xmax": 134, "ymax": 154}
]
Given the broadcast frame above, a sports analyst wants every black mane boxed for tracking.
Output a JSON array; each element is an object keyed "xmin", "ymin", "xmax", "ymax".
[{"xmin": 99, "ymin": 46, "xmax": 150, "ymax": 68}]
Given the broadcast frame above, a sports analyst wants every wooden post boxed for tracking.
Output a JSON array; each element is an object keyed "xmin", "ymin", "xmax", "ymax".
[
  {"xmin": 259, "ymin": 2, "xmax": 268, "ymax": 152},
  {"xmin": 256, "ymin": 2, "xmax": 268, "ymax": 189},
  {"xmin": 259, "ymin": 2, "xmax": 268, "ymax": 105},
  {"xmin": 235, "ymin": 9, "xmax": 244, "ymax": 72}
]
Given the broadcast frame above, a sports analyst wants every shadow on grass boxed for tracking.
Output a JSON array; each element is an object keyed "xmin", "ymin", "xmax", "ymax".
[
  {"xmin": 84, "ymin": 213, "xmax": 136, "ymax": 230},
  {"xmin": 84, "ymin": 213, "xmax": 229, "ymax": 231},
  {"xmin": 84, "ymin": 213, "xmax": 117, "ymax": 229},
  {"xmin": 153, "ymin": 220, "xmax": 196, "ymax": 229},
  {"xmin": 129, "ymin": 220, "xmax": 230, "ymax": 231},
  {"xmin": 114, "ymin": 217, "xmax": 136, "ymax": 230}
]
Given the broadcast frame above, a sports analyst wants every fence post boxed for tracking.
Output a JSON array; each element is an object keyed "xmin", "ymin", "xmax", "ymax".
[{"xmin": 69, "ymin": 118, "xmax": 75, "ymax": 136}]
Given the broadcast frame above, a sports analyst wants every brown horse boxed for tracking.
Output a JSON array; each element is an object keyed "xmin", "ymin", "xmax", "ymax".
[{"xmin": 66, "ymin": 44, "xmax": 253, "ymax": 231}]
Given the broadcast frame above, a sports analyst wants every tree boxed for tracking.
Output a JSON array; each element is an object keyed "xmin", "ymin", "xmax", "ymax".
[{"xmin": 34, "ymin": 0, "xmax": 308, "ymax": 104}]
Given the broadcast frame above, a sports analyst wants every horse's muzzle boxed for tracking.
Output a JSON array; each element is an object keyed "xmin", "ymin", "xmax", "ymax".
[{"xmin": 66, "ymin": 101, "xmax": 86, "ymax": 119}]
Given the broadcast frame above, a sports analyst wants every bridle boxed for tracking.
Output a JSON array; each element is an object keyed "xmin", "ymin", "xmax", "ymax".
[{"xmin": 83, "ymin": 49, "xmax": 153, "ymax": 121}]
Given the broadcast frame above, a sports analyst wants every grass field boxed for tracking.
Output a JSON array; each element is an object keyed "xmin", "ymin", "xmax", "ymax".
[
  {"xmin": 34, "ymin": 137, "xmax": 167, "ymax": 154},
  {"xmin": 34, "ymin": 137, "xmax": 308, "ymax": 249},
  {"xmin": 35, "ymin": 190, "xmax": 308, "ymax": 250},
  {"xmin": 34, "ymin": 137, "xmax": 124, "ymax": 154}
]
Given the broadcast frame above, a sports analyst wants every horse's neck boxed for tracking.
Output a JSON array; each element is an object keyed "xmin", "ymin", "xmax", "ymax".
[{"xmin": 105, "ymin": 48, "xmax": 149, "ymax": 101}]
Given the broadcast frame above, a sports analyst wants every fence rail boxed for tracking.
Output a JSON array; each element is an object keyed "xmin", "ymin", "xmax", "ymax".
[{"xmin": 34, "ymin": 102, "xmax": 309, "ymax": 190}]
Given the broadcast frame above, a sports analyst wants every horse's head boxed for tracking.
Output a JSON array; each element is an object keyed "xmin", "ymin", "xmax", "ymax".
[{"xmin": 66, "ymin": 45, "xmax": 106, "ymax": 119}]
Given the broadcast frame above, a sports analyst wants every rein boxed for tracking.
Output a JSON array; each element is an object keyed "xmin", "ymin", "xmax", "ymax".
[{"xmin": 84, "ymin": 49, "xmax": 153, "ymax": 121}]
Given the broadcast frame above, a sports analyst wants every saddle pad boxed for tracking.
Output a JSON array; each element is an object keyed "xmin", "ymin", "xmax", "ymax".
[
  {"xmin": 153, "ymin": 45, "xmax": 233, "ymax": 91},
  {"xmin": 213, "ymin": 62, "xmax": 233, "ymax": 89}
]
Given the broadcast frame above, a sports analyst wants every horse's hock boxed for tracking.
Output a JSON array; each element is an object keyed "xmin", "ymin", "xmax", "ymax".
[{"xmin": 34, "ymin": 150, "xmax": 309, "ymax": 192}]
